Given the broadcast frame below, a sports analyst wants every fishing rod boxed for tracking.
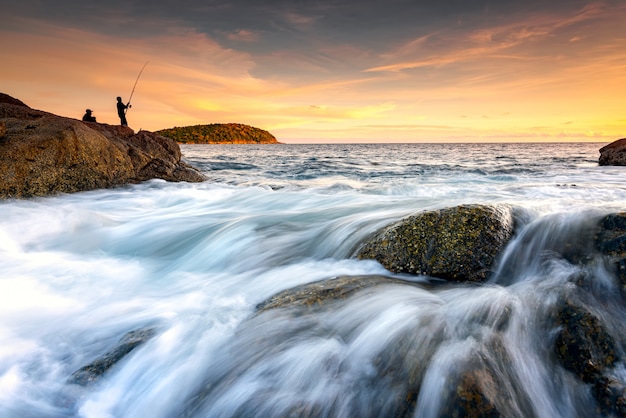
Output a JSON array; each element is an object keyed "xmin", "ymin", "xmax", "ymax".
[{"xmin": 126, "ymin": 60, "xmax": 149, "ymax": 112}]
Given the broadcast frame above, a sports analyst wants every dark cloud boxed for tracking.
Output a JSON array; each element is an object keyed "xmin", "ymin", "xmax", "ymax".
[{"xmin": 4, "ymin": 0, "xmax": 615, "ymax": 80}]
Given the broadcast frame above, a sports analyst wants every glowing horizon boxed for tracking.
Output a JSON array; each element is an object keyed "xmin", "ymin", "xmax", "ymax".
[{"xmin": 1, "ymin": 1, "xmax": 625, "ymax": 143}]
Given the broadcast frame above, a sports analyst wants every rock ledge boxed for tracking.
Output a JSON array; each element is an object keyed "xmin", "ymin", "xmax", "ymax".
[{"xmin": 0, "ymin": 93, "xmax": 205, "ymax": 199}]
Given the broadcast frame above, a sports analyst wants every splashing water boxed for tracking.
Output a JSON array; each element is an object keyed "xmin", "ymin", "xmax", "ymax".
[{"xmin": 0, "ymin": 142, "xmax": 625, "ymax": 417}]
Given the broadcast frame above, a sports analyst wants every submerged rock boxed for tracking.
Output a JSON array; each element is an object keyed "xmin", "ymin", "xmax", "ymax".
[
  {"xmin": 69, "ymin": 328, "xmax": 156, "ymax": 386},
  {"xmin": 439, "ymin": 341, "xmax": 514, "ymax": 418},
  {"xmin": 595, "ymin": 212, "xmax": 626, "ymax": 288},
  {"xmin": 554, "ymin": 300, "xmax": 618, "ymax": 383},
  {"xmin": 185, "ymin": 275, "xmax": 439, "ymax": 418},
  {"xmin": 599, "ymin": 138, "xmax": 626, "ymax": 166},
  {"xmin": 0, "ymin": 93, "xmax": 205, "ymax": 199},
  {"xmin": 252, "ymin": 275, "xmax": 525, "ymax": 418},
  {"xmin": 255, "ymin": 274, "xmax": 427, "ymax": 313},
  {"xmin": 553, "ymin": 296, "xmax": 626, "ymax": 416},
  {"xmin": 593, "ymin": 376, "xmax": 626, "ymax": 417},
  {"xmin": 356, "ymin": 204, "xmax": 516, "ymax": 282}
]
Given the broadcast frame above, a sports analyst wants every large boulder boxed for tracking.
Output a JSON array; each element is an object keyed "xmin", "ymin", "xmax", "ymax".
[
  {"xmin": 356, "ymin": 204, "xmax": 516, "ymax": 282},
  {"xmin": 0, "ymin": 93, "xmax": 205, "ymax": 199},
  {"xmin": 599, "ymin": 138, "xmax": 626, "ymax": 166}
]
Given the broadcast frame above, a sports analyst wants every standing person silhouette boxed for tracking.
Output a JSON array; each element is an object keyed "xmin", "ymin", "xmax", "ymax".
[{"xmin": 116, "ymin": 96, "xmax": 131, "ymax": 126}]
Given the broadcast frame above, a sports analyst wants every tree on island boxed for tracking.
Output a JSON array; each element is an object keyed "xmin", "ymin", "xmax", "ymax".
[{"xmin": 156, "ymin": 123, "xmax": 278, "ymax": 144}]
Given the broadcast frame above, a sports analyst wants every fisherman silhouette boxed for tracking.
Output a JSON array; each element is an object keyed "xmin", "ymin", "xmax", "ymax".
[
  {"xmin": 82, "ymin": 109, "xmax": 97, "ymax": 122},
  {"xmin": 116, "ymin": 96, "xmax": 131, "ymax": 126}
]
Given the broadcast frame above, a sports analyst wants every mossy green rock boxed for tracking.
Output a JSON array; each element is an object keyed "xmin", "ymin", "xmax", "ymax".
[{"xmin": 356, "ymin": 204, "xmax": 516, "ymax": 282}]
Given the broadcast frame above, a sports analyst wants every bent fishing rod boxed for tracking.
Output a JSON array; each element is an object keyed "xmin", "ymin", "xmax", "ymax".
[{"xmin": 126, "ymin": 60, "xmax": 149, "ymax": 113}]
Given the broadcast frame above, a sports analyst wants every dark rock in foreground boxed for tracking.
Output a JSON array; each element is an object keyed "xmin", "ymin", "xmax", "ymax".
[
  {"xmin": 0, "ymin": 93, "xmax": 205, "ymax": 199},
  {"xmin": 356, "ymin": 204, "xmax": 516, "ymax": 282},
  {"xmin": 595, "ymin": 212, "xmax": 626, "ymax": 288},
  {"xmin": 438, "ymin": 338, "xmax": 518, "ymax": 418},
  {"xmin": 553, "ymin": 295, "xmax": 625, "ymax": 417},
  {"xmin": 593, "ymin": 376, "xmax": 626, "ymax": 417},
  {"xmin": 599, "ymin": 138, "xmax": 626, "ymax": 166},
  {"xmin": 554, "ymin": 299, "xmax": 618, "ymax": 383},
  {"xmin": 69, "ymin": 328, "xmax": 156, "ymax": 386},
  {"xmin": 247, "ymin": 207, "xmax": 626, "ymax": 417}
]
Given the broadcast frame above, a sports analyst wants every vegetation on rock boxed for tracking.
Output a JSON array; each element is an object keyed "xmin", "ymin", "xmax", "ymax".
[
  {"xmin": 156, "ymin": 123, "xmax": 279, "ymax": 144},
  {"xmin": 197, "ymin": 205, "xmax": 626, "ymax": 417},
  {"xmin": 356, "ymin": 204, "xmax": 516, "ymax": 282}
]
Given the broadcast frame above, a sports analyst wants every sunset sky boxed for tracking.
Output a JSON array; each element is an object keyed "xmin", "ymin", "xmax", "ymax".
[{"xmin": 2, "ymin": 0, "xmax": 625, "ymax": 143}]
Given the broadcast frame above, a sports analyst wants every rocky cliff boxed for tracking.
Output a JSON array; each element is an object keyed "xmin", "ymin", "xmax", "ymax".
[
  {"xmin": 0, "ymin": 93, "xmax": 205, "ymax": 199},
  {"xmin": 599, "ymin": 138, "xmax": 626, "ymax": 166}
]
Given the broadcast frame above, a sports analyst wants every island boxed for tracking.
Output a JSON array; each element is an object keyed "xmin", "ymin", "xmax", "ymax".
[{"xmin": 156, "ymin": 123, "xmax": 280, "ymax": 144}]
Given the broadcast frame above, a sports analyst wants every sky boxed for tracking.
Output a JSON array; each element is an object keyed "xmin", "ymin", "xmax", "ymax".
[{"xmin": 1, "ymin": 0, "xmax": 625, "ymax": 143}]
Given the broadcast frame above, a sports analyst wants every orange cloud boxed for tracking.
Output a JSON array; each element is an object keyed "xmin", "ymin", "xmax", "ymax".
[
  {"xmin": 2, "ymin": 4, "xmax": 625, "ymax": 143},
  {"xmin": 365, "ymin": 2, "xmax": 621, "ymax": 73}
]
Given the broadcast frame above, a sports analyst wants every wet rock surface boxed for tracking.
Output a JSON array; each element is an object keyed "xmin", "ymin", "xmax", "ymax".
[
  {"xmin": 554, "ymin": 300, "xmax": 618, "ymax": 383},
  {"xmin": 69, "ymin": 328, "xmax": 157, "ymax": 386},
  {"xmin": 255, "ymin": 274, "xmax": 429, "ymax": 313},
  {"xmin": 0, "ymin": 93, "xmax": 205, "ymax": 199},
  {"xmin": 245, "ymin": 206, "xmax": 626, "ymax": 417},
  {"xmin": 595, "ymin": 212, "xmax": 626, "ymax": 288},
  {"xmin": 593, "ymin": 376, "xmax": 626, "ymax": 417},
  {"xmin": 552, "ymin": 292, "xmax": 626, "ymax": 417},
  {"xmin": 356, "ymin": 204, "xmax": 516, "ymax": 282}
]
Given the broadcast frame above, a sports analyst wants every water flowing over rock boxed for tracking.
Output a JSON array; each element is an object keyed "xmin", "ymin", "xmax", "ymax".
[
  {"xmin": 69, "ymin": 328, "xmax": 157, "ymax": 386},
  {"xmin": 595, "ymin": 212, "xmax": 626, "ymax": 289},
  {"xmin": 0, "ymin": 93, "xmax": 205, "ymax": 199},
  {"xmin": 554, "ymin": 299, "xmax": 618, "ymax": 383},
  {"xmin": 255, "ymin": 274, "xmax": 427, "ymax": 313},
  {"xmin": 552, "ymin": 291, "xmax": 626, "ymax": 417},
  {"xmin": 191, "ymin": 208, "xmax": 626, "ymax": 418},
  {"xmin": 356, "ymin": 204, "xmax": 516, "ymax": 282},
  {"xmin": 599, "ymin": 138, "xmax": 626, "ymax": 166},
  {"xmin": 251, "ymin": 275, "xmax": 519, "ymax": 418}
]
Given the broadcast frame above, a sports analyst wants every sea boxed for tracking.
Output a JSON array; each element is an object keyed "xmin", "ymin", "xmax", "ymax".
[{"xmin": 1, "ymin": 142, "xmax": 625, "ymax": 417}]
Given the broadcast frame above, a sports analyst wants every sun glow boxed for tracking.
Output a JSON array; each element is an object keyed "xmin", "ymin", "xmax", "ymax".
[{"xmin": 2, "ymin": 3, "xmax": 625, "ymax": 142}]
